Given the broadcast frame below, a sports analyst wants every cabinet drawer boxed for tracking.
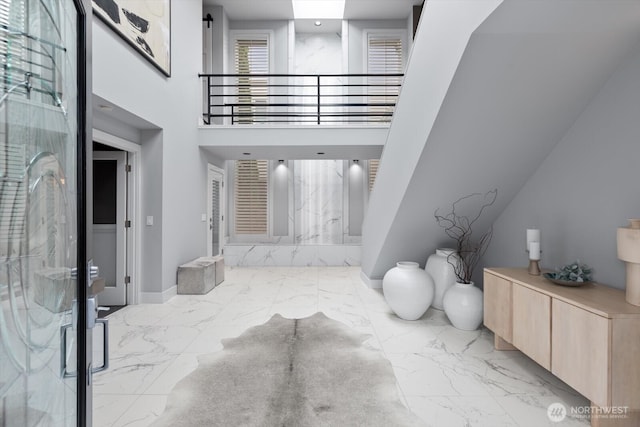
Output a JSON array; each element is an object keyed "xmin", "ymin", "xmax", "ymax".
[
  {"xmin": 552, "ymin": 299, "xmax": 610, "ymax": 406},
  {"xmin": 483, "ymin": 272, "xmax": 512, "ymax": 342},
  {"xmin": 512, "ymin": 283, "xmax": 551, "ymax": 370}
]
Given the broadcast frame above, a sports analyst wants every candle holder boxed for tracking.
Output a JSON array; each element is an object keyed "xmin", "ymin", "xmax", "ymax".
[{"xmin": 528, "ymin": 259, "xmax": 541, "ymax": 276}]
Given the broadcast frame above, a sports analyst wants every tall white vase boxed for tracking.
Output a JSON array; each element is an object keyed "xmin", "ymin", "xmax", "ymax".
[
  {"xmin": 382, "ymin": 262, "xmax": 435, "ymax": 321},
  {"xmin": 442, "ymin": 281, "xmax": 484, "ymax": 330},
  {"xmin": 425, "ymin": 248, "xmax": 460, "ymax": 310}
]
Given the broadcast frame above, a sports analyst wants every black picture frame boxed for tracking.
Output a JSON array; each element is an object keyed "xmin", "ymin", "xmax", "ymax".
[{"xmin": 92, "ymin": 0, "xmax": 171, "ymax": 77}]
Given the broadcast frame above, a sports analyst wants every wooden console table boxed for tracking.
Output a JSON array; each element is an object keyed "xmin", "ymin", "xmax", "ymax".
[{"xmin": 484, "ymin": 268, "xmax": 640, "ymax": 427}]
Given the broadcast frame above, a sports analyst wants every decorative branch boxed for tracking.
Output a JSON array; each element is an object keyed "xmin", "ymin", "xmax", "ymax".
[{"xmin": 434, "ymin": 189, "xmax": 497, "ymax": 284}]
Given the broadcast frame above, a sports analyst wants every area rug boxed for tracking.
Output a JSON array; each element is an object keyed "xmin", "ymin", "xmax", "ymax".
[{"xmin": 153, "ymin": 312, "xmax": 425, "ymax": 426}]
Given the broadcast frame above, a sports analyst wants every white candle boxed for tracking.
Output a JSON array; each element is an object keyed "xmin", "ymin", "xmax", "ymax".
[
  {"xmin": 527, "ymin": 229, "xmax": 541, "ymax": 251},
  {"xmin": 529, "ymin": 241, "xmax": 541, "ymax": 260}
]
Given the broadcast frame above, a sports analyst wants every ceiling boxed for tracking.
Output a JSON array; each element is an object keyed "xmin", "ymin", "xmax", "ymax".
[{"xmin": 202, "ymin": 0, "xmax": 423, "ymax": 22}]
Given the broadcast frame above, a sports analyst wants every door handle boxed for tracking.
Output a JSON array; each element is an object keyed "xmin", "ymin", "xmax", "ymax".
[
  {"xmin": 92, "ymin": 318, "xmax": 109, "ymax": 374},
  {"xmin": 60, "ymin": 273, "xmax": 110, "ymax": 378},
  {"xmin": 60, "ymin": 302, "xmax": 110, "ymax": 377},
  {"xmin": 60, "ymin": 322, "xmax": 76, "ymax": 378}
]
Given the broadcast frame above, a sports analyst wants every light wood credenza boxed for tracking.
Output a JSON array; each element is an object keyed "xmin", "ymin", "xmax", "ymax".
[{"xmin": 484, "ymin": 268, "xmax": 640, "ymax": 427}]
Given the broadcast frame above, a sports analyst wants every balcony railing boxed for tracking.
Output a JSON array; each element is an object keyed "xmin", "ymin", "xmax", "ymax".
[{"xmin": 199, "ymin": 73, "xmax": 404, "ymax": 125}]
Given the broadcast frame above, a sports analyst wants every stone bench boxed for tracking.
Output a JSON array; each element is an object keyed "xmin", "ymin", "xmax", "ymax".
[{"xmin": 177, "ymin": 256, "xmax": 225, "ymax": 295}]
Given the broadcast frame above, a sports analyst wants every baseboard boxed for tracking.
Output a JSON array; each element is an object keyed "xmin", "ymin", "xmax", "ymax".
[
  {"xmin": 360, "ymin": 270, "xmax": 383, "ymax": 289},
  {"xmin": 140, "ymin": 285, "xmax": 177, "ymax": 304}
]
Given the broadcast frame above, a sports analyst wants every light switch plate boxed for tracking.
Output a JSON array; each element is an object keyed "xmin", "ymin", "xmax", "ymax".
[{"xmin": 146, "ymin": 216, "xmax": 154, "ymax": 226}]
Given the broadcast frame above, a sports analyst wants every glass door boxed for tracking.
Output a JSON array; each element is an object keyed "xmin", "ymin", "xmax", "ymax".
[
  {"xmin": 207, "ymin": 165, "xmax": 224, "ymax": 257},
  {"xmin": 0, "ymin": 0, "xmax": 89, "ymax": 425}
]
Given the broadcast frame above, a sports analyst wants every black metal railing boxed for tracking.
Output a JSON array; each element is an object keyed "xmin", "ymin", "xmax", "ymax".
[
  {"xmin": 199, "ymin": 73, "xmax": 404, "ymax": 125},
  {"xmin": 1, "ymin": 24, "xmax": 65, "ymax": 108}
]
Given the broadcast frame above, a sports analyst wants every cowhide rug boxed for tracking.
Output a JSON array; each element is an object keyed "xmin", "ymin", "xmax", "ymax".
[{"xmin": 153, "ymin": 312, "xmax": 425, "ymax": 426}]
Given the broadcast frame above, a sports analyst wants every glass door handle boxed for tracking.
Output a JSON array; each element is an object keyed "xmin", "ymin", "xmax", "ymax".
[
  {"xmin": 92, "ymin": 318, "xmax": 109, "ymax": 374},
  {"xmin": 60, "ymin": 296, "xmax": 110, "ymax": 378}
]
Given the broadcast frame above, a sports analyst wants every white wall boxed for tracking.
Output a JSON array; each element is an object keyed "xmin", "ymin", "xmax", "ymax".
[
  {"xmin": 295, "ymin": 33, "xmax": 342, "ymax": 73},
  {"xmin": 484, "ymin": 40, "xmax": 640, "ymax": 290},
  {"xmin": 93, "ymin": 0, "xmax": 208, "ymax": 298}
]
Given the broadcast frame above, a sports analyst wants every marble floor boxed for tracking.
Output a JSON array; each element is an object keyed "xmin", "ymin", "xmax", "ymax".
[{"xmin": 93, "ymin": 267, "xmax": 589, "ymax": 427}]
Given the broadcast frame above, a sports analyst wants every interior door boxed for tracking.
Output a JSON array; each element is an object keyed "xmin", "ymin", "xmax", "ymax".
[
  {"xmin": 0, "ymin": 0, "xmax": 91, "ymax": 425},
  {"xmin": 207, "ymin": 165, "xmax": 225, "ymax": 256},
  {"xmin": 92, "ymin": 151, "xmax": 127, "ymax": 306}
]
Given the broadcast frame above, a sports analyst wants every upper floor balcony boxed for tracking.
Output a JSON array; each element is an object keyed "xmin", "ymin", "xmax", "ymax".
[
  {"xmin": 198, "ymin": 72, "xmax": 404, "ymax": 159},
  {"xmin": 199, "ymin": 73, "xmax": 403, "ymax": 126}
]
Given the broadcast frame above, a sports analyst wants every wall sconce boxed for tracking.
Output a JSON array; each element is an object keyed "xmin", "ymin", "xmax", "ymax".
[
  {"xmin": 353, "ymin": 159, "xmax": 359, "ymax": 164},
  {"xmin": 203, "ymin": 13, "xmax": 213, "ymax": 28},
  {"xmin": 278, "ymin": 160, "xmax": 285, "ymax": 164}
]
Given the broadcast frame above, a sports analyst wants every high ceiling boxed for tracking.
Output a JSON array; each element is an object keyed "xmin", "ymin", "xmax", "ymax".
[{"xmin": 203, "ymin": 0, "xmax": 423, "ymax": 21}]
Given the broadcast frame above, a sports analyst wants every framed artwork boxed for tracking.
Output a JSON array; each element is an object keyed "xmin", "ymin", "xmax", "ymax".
[{"xmin": 93, "ymin": 0, "xmax": 171, "ymax": 76}]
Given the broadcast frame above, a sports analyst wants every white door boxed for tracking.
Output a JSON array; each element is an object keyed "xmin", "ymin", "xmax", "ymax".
[
  {"xmin": 93, "ymin": 151, "xmax": 127, "ymax": 305},
  {"xmin": 207, "ymin": 165, "xmax": 225, "ymax": 256}
]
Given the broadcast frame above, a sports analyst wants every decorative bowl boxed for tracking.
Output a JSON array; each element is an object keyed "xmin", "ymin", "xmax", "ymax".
[{"xmin": 543, "ymin": 272, "xmax": 591, "ymax": 287}]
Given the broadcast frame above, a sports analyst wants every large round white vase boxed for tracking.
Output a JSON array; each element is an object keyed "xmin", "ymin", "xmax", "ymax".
[
  {"xmin": 382, "ymin": 262, "xmax": 435, "ymax": 321},
  {"xmin": 442, "ymin": 282, "xmax": 484, "ymax": 330},
  {"xmin": 425, "ymin": 248, "xmax": 460, "ymax": 310}
]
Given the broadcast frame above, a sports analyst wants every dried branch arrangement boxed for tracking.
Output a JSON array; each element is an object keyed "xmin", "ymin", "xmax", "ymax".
[{"xmin": 434, "ymin": 189, "xmax": 498, "ymax": 284}]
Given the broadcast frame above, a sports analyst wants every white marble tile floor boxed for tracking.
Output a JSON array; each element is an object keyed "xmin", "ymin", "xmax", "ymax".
[{"xmin": 93, "ymin": 266, "xmax": 589, "ymax": 427}]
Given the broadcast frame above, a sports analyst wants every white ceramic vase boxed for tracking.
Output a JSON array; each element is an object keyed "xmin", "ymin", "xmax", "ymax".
[
  {"xmin": 425, "ymin": 248, "xmax": 460, "ymax": 310},
  {"xmin": 442, "ymin": 281, "xmax": 484, "ymax": 330},
  {"xmin": 382, "ymin": 262, "xmax": 435, "ymax": 321}
]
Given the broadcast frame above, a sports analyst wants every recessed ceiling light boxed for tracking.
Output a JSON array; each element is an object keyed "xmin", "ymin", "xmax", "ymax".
[
  {"xmin": 99, "ymin": 104, "xmax": 113, "ymax": 111},
  {"xmin": 314, "ymin": 21, "xmax": 322, "ymax": 26},
  {"xmin": 242, "ymin": 152, "xmax": 251, "ymax": 155},
  {"xmin": 317, "ymin": 152, "xmax": 325, "ymax": 155}
]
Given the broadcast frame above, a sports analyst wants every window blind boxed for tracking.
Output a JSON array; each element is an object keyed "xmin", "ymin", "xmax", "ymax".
[
  {"xmin": 369, "ymin": 159, "xmax": 379, "ymax": 193},
  {"xmin": 367, "ymin": 35, "xmax": 403, "ymax": 121},
  {"xmin": 234, "ymin": 37, "xmax": 269, "ymax": 123},
  {"xmin": 234, "ymin": 160, "xmax": 268, "ymax": 234},
  {"xmin": 0, "ymin": 144, "xmax": 26, "ymax": 255}
]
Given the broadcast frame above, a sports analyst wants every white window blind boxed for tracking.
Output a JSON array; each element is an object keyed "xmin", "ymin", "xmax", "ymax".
[
  {"xmin": 367, "ymin": 35, "xmax": 403, "ymax": 122},
  {"xmin": 234, "ymin": 37, "xmax": 269, "ymax": 123},
  {"xmin": 0, "ymin": 144, "xmax": 26, "ymax": 255},
  {"xmin": 368, "ymin": 159, "xmax": 379, "ymax": 192},
  {"xmin": 234, "ymin": 160, "xmax": 268, "ymax": 234}
]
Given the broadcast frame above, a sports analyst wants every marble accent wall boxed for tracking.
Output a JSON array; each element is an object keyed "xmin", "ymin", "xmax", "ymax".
[
  {"xmin": 224, "ymin": 244, "xmax": 361, "ymax": 267},
  {"xmin": 295, "ymin": 33, "xmax": 343, "ymax": 124},
  {"xmin": 295, "ymin": 33, "xmax": 342, "ymax": 74},
  {"xmin": 293, "ymin": 160, "xmax": 344, "ymax": 244}
]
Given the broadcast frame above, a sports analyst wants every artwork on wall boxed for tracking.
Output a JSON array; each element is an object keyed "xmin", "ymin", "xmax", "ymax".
[{"xmin": 93, "ymin": 0, "xmax": 171, "ymax": 76}]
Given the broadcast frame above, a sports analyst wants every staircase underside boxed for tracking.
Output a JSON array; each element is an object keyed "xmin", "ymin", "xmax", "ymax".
[{"xmin": 361, "ymin": 0, "xmax": 640, "ymax": 285}]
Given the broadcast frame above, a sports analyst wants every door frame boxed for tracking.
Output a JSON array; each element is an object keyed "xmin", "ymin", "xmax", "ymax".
[
  {"xmin": 93, "ymin": 129, "xmax": 142, "ymax": 305},
  {"xmin": 207, "ymin": 164, "xmax": 225, "ymax": 256},
  {"xmin": 93, "ymin": 151, "xmax": 127, "ymax": 305}
]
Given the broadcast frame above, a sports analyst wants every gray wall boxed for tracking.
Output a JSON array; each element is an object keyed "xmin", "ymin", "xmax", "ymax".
[
  {"xmin": 348, "ymin": 161, "xmax": 365, "ymax": 236},
  {"xmin": 93, "ymin": 1, "xmax": 209, "ymax": 297},
  {"xmin": 484, "ymin": 40, "xmax": 640, "ymax": 290},
  {"xmin": 205, "ymin": 5, "xmax": 226, "ymax": 74},
  {"xmin": 140, "ymin": 130, "xmax": 163, "ymax": 293},
  {"xmin": 361, "ymin": 0, "xmax": 640, "ymax": 285},
  {"xmin": 272, "ymin": 161, "xmax": 290, "ymax": 237}
]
